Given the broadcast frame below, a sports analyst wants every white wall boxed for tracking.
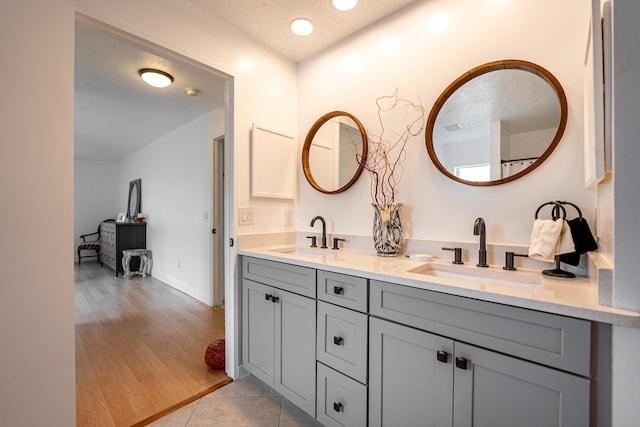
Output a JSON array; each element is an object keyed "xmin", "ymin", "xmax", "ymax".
[
  {"xmin": 0, "ymin": 1, "xmax": 76, "ymax": 425},
  {"xmin": 118, "ymin": 109, "xmax": 224, "ymax": 305},
  {"xmin": 72, "ymin": 0, "xmax": 299, "ymax": 237},
  {"xmin": 74, "ymin": 159, "xmax": 119, "ymax": 260},
  {"xmin": 298, "ymin": 0, "xmax": 593, "ymax": 246}
]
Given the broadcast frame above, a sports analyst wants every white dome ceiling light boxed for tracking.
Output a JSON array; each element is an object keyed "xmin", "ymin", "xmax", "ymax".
[
  {"xmin": 138, "ymin": 68, "xmax": 174, "ymax": 88},
  {"xmin": 290, "ymin": 18, "xmax": 314, "ymax": 36},
  {"xmin": 333, "ymin": 0, "xmax": 358, "ymax": 11}
]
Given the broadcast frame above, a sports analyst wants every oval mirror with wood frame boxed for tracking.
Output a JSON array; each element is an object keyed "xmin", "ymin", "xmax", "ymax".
[
  {"xmin": 303, "ymin": 111, "xmax": 368, "ymax": 194},
  {"xmin": 426, "ymin": 60, "xmax": 568, "ymax": 186}
]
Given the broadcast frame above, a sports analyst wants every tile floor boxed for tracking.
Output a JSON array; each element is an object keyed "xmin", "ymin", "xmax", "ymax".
[{"xmin": 148, "ymin": 374, "xmax": 323, "ymax": 427}]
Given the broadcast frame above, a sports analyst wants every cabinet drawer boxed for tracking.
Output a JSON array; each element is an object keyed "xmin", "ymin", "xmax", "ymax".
[
  {"xmin": 317, "ymin": 362, "xmax": 367, "ymax": 427},
  {"xmin": 370, "ymin": 280, "xmax": 591, "ymax": 377},
  {"xmin": 242, "ymin": 256, "xmax": 316, "ymax": 298},
  {"xmin": 317, "ymin": 301, "xmax": 368, "ymax": 383},
  {"xmin": 317, "ymin": 270, "xmax": 368, "ymax": 312}
]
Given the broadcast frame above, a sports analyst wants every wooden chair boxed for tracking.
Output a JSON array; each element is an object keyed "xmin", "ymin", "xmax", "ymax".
[{"xmin": 77, "ymin": 219, "xmax": 114, "ymax": 264}]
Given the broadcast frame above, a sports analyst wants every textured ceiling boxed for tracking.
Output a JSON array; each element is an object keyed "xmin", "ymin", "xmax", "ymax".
[
  {"xmin": 74, "ymin": 20, "xmax": 227, "ymax": 162},
  {"xmin": 74, "ymin": 1, "xmax": 417, "ymax": 161},
  {"xmin": 190, "ymin": 0, "xmax": 417, "ymax": 62}
]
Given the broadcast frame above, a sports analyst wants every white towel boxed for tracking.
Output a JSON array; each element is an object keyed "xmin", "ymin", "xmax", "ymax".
[
  {"xmin": 528, "ymin": 219, "xmax": 563, "ymax": 262},
  {"xmin": 556, "ymin": 220, "xmax": 575, "ymax": 255}
]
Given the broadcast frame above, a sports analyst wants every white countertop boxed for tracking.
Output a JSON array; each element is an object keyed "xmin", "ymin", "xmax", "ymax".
[{"xmin": 239, "ymin": 245, "xmax": 640, "ymax": 327}]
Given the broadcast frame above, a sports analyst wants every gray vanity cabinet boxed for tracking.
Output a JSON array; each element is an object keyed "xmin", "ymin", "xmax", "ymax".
[
  {"xmin": 369, "ymin": 316, "xmax": 454, "ymax": 427},
  {"xmin": 453, "ymin": 342, "xmax": 589, "ymax": 427},
  {"xmin": 369, "ymin": 280, "xmax": 591, "ymax": 427},
  {"xmin": 241, "ymin": 257, "xmax": 316, "ymax": 417},
  {"xmin": 316, "ymin": 270, "xmax": 369, "ymax": 427}
]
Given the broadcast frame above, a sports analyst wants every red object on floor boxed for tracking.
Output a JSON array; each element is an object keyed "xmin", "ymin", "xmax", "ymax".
[{"xmin": 205, "ymin": 339, "xmax": 225, "ymax": 369}]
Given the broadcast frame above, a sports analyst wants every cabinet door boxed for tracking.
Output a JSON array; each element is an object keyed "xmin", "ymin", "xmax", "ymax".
[
  {"xmin": 453, "ymin": 342, "xmax": 590, "ymax": 427},
  {"xmin": 274, "ymin": 289, "xmax": 316, "ymax": 417},
  {"xmin": 369, "ymin": 317, "xmax": 454, "ymax": 427},
  {"xmin": 242, "ymin": 279, "xmax": 275, "ymax": 387}
]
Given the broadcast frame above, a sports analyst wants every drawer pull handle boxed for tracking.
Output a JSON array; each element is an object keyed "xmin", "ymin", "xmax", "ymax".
[
  {"xmin": 271, "ymin": 296, "xmax": 280, "ymax": 303},
  {"xmin": 265, "ymin": 294, "xmax": 272, "ymax": 301},
  {"xmin": 436, "ymin": 350, "xmax": 448, "ymax": 364},
  {"xmin": 333, "ymin": 402, "xmax": 343, "ymax": 412},
  {"xmin": 455, "ymin": 357, "xmax": 468, "ymax": 370},
  {"xmin": 333, "ymin": 286, "xmax": 344, "ymax": 295},
  {"xmin": 333, "ymin": 336, "xmax": 344, "ymax": 345}
]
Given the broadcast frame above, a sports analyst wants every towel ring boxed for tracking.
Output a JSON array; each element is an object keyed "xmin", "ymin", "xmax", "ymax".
[
  {"xmin": 534, "ymin": 199, "xmax": 583, "ymax": 279},
  {"xmin": 535, "ymin": 201, "xmax": 566, "ymax": 220},
  {"xmin": 555, "ymin": 200, "xmax": 582, "ymax": 219}
]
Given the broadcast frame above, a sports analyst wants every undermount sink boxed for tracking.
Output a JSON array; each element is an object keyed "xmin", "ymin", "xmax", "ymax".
[
  {"xmin": 270, "ymin": 246, "xmax": 332, "ymax": 258},
  {"xmin": 408, "ymin": 262, "xmax": 542, "ymax": 291}
]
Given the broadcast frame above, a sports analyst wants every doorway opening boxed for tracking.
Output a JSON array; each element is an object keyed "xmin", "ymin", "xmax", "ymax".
[{"xmin": 73, "ymin": 15, "xmax": 233, "ymax": 426}]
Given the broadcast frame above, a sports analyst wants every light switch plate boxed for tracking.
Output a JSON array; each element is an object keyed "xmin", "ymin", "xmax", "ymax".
[{"xmin": 239, "ymin": 207, "xmax": 255, "ymax": 225}]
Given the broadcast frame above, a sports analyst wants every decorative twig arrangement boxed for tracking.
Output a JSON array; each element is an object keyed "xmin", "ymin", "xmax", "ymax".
[{"xmin": 357, "ymin": 88, "xmax": 426, "ymax": 204}]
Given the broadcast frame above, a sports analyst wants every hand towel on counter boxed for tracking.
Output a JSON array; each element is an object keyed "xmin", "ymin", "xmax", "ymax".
[
  {"xmin": 528, "ymin": 219, "xmax": 563, "ymax": 262},
  {"xmin": 556, "ymin": 219, "xmax": 576, "ymax": 255},
  {"xmin": 558, "ymin": 217, "xmax": 599, "ymax": 266},
  {"xmin": 528, "ymin": 219, "xmax": 575, "ymax": 262}
]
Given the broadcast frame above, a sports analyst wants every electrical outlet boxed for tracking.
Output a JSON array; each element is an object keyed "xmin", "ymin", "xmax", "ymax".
[
  {"xmin": 204, "ymin": 210, "xmax": 209, "ymax": 222},
  {"xmin": 239, "ymin": 207, "xmax": 255, "ymax": 225},
  {"xmin": 177, "ymin": 260, "xmax": 181, "ymax": 269}
]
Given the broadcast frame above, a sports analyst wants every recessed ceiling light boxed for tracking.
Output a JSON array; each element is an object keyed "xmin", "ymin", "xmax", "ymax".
[
  {"xmin": 138, "ymin": 68, "xmax": 174, "ymax": 88},
  {"xmin": 333, "ymin": 0, "xmax": 358, "ymax": 11},
  {"xmin": 290, "ymin": 18, "xmax": 314, "ymax": 36}
]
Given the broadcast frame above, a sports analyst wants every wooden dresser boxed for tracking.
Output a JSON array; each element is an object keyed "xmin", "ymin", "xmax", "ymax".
[{"xmin": 100, "ymin": 221, "xmax": 147, "ymax": 277}]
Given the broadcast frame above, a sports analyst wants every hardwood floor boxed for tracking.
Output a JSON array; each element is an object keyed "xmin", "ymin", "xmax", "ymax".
[{"xmin": 75, "ymin": 261, "xmax": 230, "ymax": 427}]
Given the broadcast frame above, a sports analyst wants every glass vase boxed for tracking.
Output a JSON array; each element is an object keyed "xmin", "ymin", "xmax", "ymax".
[{"xmin": 372, "ymin": 203, "xmax": 403, "ymax": 256}]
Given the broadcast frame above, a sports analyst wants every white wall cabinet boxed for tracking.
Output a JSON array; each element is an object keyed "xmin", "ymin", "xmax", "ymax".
[{"xmin": 241, "ymin": 258, "xmax": 316, "ymax": 416}]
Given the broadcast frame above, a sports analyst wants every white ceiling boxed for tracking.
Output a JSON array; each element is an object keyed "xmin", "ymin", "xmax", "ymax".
[
  {"xmin": 191, "ymin": 0, "xmax": 417, "ymax": 62},
  {"xmin": 74, "ymin": 1, "xmax": 417, "ymax": 162}
]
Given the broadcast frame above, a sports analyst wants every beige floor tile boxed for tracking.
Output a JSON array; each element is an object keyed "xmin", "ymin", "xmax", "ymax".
[
  {"xmin": 208, "ymin": 375, "xmax": 281, "ymax": 399},
  {"xmin": 147, "ymin": 400, "xmax": 198, "ymax": 427},
  {"xmin": 187, "ymin": 395, "xmax": 283, "ymax": 427},
  {"xmin": 278, "ymin": 399, "xmax": 323, "ymax": 427}
]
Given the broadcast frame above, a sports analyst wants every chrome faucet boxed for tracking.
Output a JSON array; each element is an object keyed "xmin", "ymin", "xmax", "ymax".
[
  {"xmin": 473, "ymin": 217, "xmax": 489, "ymax": 267},
  {"xmin": 310, "ymin": 216, "xmax": 328, "ymax": 248}
]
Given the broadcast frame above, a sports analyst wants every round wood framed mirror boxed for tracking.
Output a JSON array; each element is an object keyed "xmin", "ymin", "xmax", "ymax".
[
  {"xmin": 302, "ymin": 111, "xmax": 368, "ymax": 194},
  {"xmin": 426, "ymin": 60, "xmax": 568, "ymax": 186}
]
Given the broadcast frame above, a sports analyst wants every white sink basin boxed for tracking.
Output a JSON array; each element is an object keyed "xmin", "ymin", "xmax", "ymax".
[
  {"xmin": 408, "ymin": 262, "xmax": 542, "ymax": 291},
  {"xmin": 270, "ymin": 246, "xmax": 332, "ymax": 258}
]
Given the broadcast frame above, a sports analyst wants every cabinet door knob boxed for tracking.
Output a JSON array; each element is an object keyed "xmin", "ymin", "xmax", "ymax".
[
  {"xmin": 265, "ymin": 293, "xmax": 272, "ymax": 301},
  {"xmin": 333, "ymin": 402, "xmax": 343, "ymax": 412},
  {"xmin": 333, "ymin": 336, "xmax": 344, "ymax": 345},
  {"xmin": 455, "ymin": 357, "xmax": 468, "ymax": 370},
  {"xmin": 333, "ymin": 286, "xmax": 344, "ymax": 295},
  {"xmin": 436, "ymin": 350, "xmax": 449, "ymax": 363},
  {"xmin": 271, "ymin": 296, "xmax": 280, "ymax": 303}
]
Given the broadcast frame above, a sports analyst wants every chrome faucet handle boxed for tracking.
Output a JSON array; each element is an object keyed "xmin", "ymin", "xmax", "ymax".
[
  {"xmin": 503, "ymin": 252, "xmax": 528, "ymax": 271},
  {"xmin": 306, "ymin": 235, "xmax": 317, "ymax": 248},
  {"xmin": 442, "ymin": 247, "xmax": 464, "ymax": 264}
]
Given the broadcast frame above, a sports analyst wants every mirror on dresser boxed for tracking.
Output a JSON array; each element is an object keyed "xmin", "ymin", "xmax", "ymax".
[
  {"xmin": 426, "ymin": 60, "xmax": 568, "ymax": 186},
  {"xmin": 302, "ymin": 111, "xmax": 368, "ymax": 194},
  {"xmin": 127, "ymin": 178, "xmax": 141, "ymax": 220}
]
